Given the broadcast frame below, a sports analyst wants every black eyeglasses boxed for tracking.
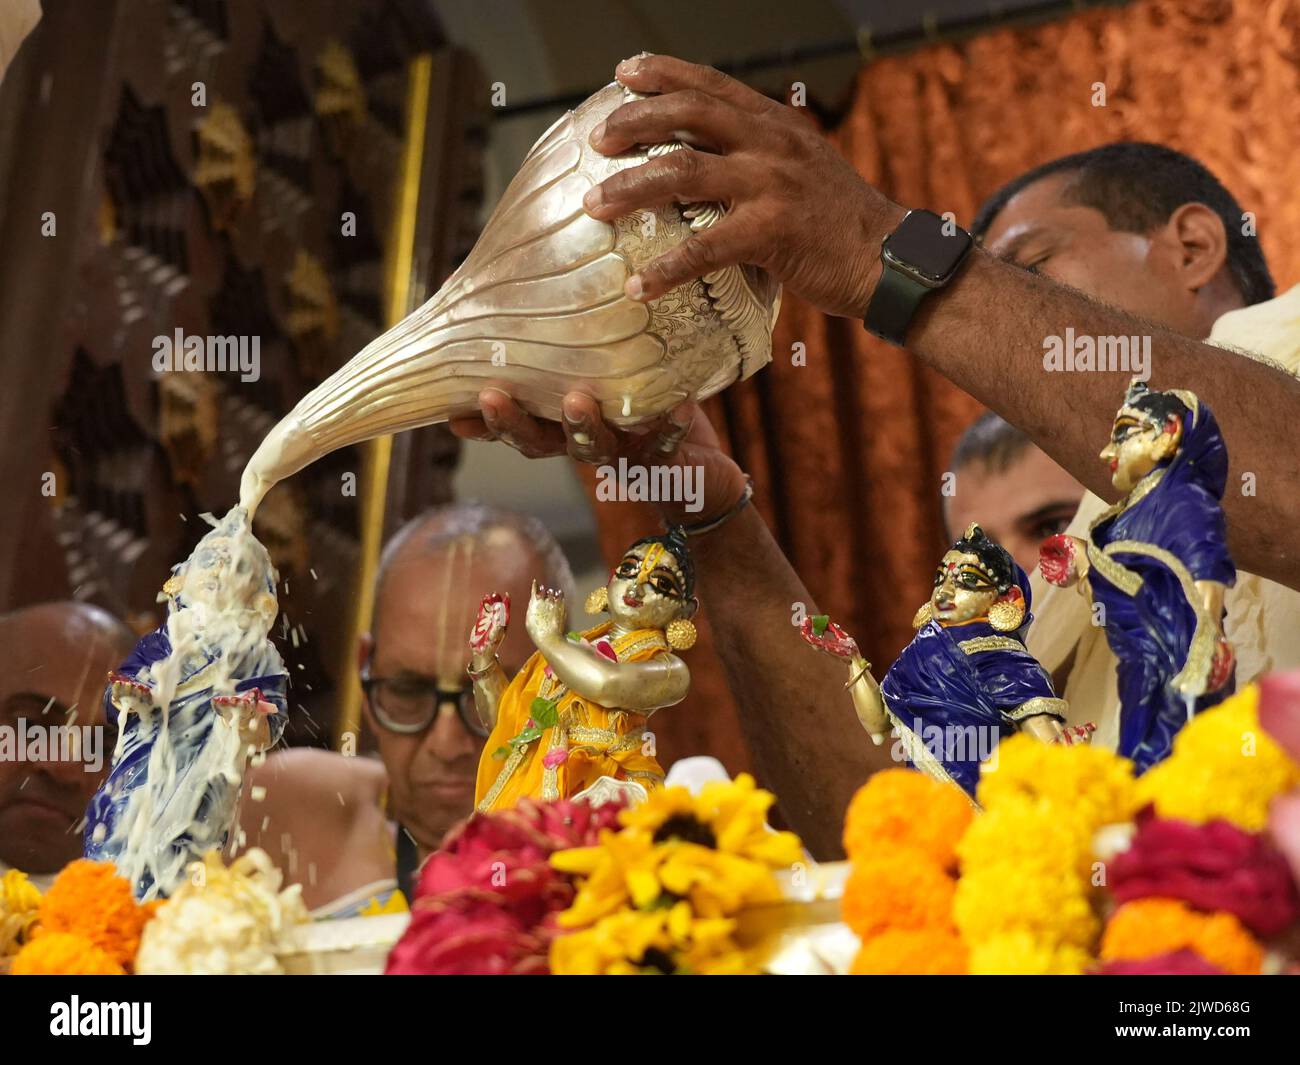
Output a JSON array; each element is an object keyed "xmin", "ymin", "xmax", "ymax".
[{"xmin": 360, "ymin": 656, "xmax": 490, "ymax": 739}]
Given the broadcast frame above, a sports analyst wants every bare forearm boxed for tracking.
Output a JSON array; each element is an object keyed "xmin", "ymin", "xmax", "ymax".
[
  {"xmin": 691, "ymin": 504, "xmax": 890, "ymax": 859},
  {"xmin": 907, "ymin": 245, "xmax": 1300, "ymax": 589}
]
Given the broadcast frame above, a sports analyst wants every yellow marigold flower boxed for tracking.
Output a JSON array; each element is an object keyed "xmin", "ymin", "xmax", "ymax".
[
  {"xmin": 976, "ymin": 734, "xmax": 1137, "ymax": 832},
  {"xmin": 1, "ymin": 869, "xmax": 42, "ymax": 957},
  {"xmin": 842, "ymin": 769, "xmax": 973, "ymax": 869},
  {"xmin": 841, "ymin": 849, "xmax": 955, "ymax": 940},
  {"xmin": 1101, "ymin": 899, "xmax": 1263, "ymax": 976},
  {"xmin": 1136, "ymin": 685, "xmax": 1300, "ymax": 832},
  {"xmin": 851, "ymin": 928, "xmax": 967, "ymax": 975},
  {"xmin": 954, "ymin": 866, "xmax": 1098, "ymax": 949},
  {"xmin": 12, "ymin": 932, "xmax": 126, "ymax": 975},
  {"xmin": 957, "ymin": 796, "xmax": 1092, "ymax": 880},
  {"xmin": 968, "ymin": 931, "xmax": 1091, "ymax": 975},
  {"xmin": 36, "ymin": 859, "xmax": 153, "ymax": 969}
]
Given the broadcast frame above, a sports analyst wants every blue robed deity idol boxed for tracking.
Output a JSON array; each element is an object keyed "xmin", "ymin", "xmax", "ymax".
[
  {"xmin": 84, "ymin": 509, "xmax": 287, "ymax": 900},
  {"xmin": 803, "ymin": 524, "xmax": 1087, "ymax": 799},
  {"xmin": 1040, "ymin": 380, "xmax": 1236, "ymax": 773}
]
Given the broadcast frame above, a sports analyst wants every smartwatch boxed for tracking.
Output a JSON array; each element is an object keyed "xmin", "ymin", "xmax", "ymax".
[{"xmin": 863, "ymin": 209, "xmax": 974, "ymax": 346}]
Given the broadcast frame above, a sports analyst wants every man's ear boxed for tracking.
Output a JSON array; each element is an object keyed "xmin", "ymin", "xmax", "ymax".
[{"xmin": 1165, "ymin": 202, "xmax": 1229, "ymax": 294}]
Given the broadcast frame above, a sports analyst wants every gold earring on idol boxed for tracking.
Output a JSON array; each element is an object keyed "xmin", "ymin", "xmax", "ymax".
[
  {"xmin": 666, "ymin": 617, "xmax": 697, "ymax": 651},
  {"xmin": 988, "ymin": 596, "xmax": 1026, "ymax": 633},
  {"xmin": 585, "ymin": 586, "xmax": 609, "ymax": 614},
  {"xmin": 912, "ymin": 602, "xmax": 934, "ymax": 630}
]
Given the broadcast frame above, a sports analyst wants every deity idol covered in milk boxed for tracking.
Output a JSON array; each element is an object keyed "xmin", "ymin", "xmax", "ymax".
[
  {"xmin": 1039, "ymin": 379, "xmax": 1235, "ymax": 771},
  {"xmin": 471, "ymin": 529, "xmax": 699, "ymax": 812},
  {"xmin": 85, "ymin": 508, "xmax": 288, "ymax": 899},
  {"xmin": 803, "ymin": 524, "xmax": 1090, "ymax": 799}
]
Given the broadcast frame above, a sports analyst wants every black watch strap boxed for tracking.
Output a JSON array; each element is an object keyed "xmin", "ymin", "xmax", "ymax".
[{"xmin": 864, "ymin": 265, "xmax": 931, "ymax": 347}]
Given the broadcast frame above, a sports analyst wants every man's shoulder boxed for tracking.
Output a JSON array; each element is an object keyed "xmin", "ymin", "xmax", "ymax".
[
  {"xmin": 250, "ymin": 747, "xmax": 388, "ymax": 808},
  {"xmin": 1210, "ymin": 284, "xmax": 1300, "ymax": 376}
]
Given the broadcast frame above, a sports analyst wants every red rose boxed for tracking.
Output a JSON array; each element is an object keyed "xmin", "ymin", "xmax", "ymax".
[
  {"xmin": 1096, "ymin": 949, "xmax": 1227, "ymax": 976},
  {"xmin": 1111, "ymin": 809, "xmax": 1299, "ymax": 936}
]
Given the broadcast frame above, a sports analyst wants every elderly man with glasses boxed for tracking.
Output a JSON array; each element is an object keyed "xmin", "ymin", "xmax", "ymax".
[{"xmin": 238, "ymin": 502, "xmax": 575, "ymax": 916}]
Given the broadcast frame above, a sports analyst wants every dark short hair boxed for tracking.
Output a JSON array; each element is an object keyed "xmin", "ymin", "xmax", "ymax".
[
  {"xmin": 971, "ymin": 142, "xmax": 1274, "ymax": 307},
  {"xmin": 949, "ymin": 411, "xmax": 1032, "ymax": 475}
]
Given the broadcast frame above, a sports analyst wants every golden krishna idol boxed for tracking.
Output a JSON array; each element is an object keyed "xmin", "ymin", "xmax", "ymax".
[
  {"xmin": 470, "ymin": 529, "xmax": 699, "ymax": 811},
  {"xmin": 239, "ymin": 81, "xmax": 781, "ymax": 514}
]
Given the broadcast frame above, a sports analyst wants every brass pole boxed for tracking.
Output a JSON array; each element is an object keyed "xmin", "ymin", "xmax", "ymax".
[{"xmin": 334, "ymin": 52, "xmax": 432, "ymax": 747}]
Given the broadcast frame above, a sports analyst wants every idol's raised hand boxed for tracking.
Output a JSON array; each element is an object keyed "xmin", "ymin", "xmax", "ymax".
[
  {"xmin": 1039, "ymin": 533, "xmax": 1090, "ymax": 589},
  {"xmin": 798, "ymin": 616, "xmax": 860, "ymax": 660},
  {"xmin": 585, "ymin": 53, "xmax": 902, "ymax": 317},
  {"xmin": 525, "ymin": 581, "xmax": 568, "ymax": 646},
  {"xmin": 470, "ymin": 592, "xmax": 510, "ymax": 658}
]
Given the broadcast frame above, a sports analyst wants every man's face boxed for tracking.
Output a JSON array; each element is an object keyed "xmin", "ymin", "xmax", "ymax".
[
  {"xmin": 982, "ymin": 171, "xmax": 1199, "ymax": 333},
  {"xmin": 945, "ymin": 445, "xmax": 1085, "ymax": 574},
  {"xmin": 362, "ymin": 531, "xmax": 547, "ymax": 852},
  {"xmin": 0, "ymin": 613, "xmax": 118, "ymax": 874}
]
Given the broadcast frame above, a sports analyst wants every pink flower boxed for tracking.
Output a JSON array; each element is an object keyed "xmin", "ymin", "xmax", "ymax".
[
  {"xmin": 1260, "ymin": 671, "xmax": 1300, "ymax": 891},
  {"xmin": 1096, "ymin": 950, "xmax": 1227, "ymax": 976},
  {"xmin": 386, "ymin": 797, "xmax": 624, "ymax": 975},
  {"xmin": 543, "ymin": 749, "xmax": 568, "ymax": 769},
  {"xmin": 1111, "ymin": 809, "xmax": 1299, "ymax": 936}
]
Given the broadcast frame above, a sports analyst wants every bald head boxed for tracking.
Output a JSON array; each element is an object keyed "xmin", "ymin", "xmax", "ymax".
[
  {"xmin": 0, "ymin": 601, "xmax": 136, "ymax": 873},
  {"xmin": 361, "ymin": 503, "xmax": 576, "ymax": 849},
  {"xmin": 372, "ymin": 503, "xmax": 575, "ymax": 676}
]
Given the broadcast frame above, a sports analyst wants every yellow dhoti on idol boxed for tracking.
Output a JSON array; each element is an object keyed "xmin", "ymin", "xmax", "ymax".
[{"xmin": 475, "ymin": 622, "xmax": 669, "ymax": 812}]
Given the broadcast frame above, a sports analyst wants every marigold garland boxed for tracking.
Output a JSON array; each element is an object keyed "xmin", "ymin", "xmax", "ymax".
[
  {"xmin": 0, "ymin": 869, "xmax": 42, "ymax": 957},
  {"xmin": 842, "ymin": 852, "xmax": 955, "ymax": 941},
  {"xmin": 842, "ymin": 768, "xmax": 972, "ymax": 869},
  {"xmin": 850, "ymin": 927, "xmax": 967, "ymax": 975},
  {"xmin": 11, "ymin": 932, "xmax": 126, "ymax": 976},
  {"xmin": 1137, "ymin": 685, "xmax": 1300, "ymax": 832},
  {"xmin": 967, "ymin": 931, "xmax": 1091, "ymax": 976},
  {"xmin": 33, "ymin": 859, "xmax": 155, "ymax": 970},
  {"xmin": 975, "ymin": 734, "xmax": 1138, "ymax": 835},
  {"xmin": 1100, "ymin": 898, "xmax": 1263, "ymax": 976}
]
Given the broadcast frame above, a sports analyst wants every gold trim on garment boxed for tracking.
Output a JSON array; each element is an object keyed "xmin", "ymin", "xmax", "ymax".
[
  {"xmin": 1005, "ymin": 697, "xmax": 1068, "ymax": 722},
  {"xmin": 958, "ymin": 636, "xmax": 1024, "ymax": 655},
  {"xmin": 883, "ymin": 706, "xmax": 981, "ymax": 811},
  {"xmin": 478, "ymin": 744, "xmax": 527, "ymax": 812},
  {"xmin": 1095, "ymin": 539, "xmax": 1217, "ymax": 699}
]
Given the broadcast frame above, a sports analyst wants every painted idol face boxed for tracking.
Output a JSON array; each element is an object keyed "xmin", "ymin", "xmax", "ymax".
[
  {"xmin": 930, "ymin": 550, "xmax": 1000, "ymax": 625},
  {"xmin": 1100, "ymin": 407, "xmax": 1181, "ymax": 493},
  {"xmin": 607, "ymin": 542, "xmax": 690, "ymax": 632}
]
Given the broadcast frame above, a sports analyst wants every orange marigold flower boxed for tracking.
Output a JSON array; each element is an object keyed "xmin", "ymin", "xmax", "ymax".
[
  {"xmin": 842, "ymin": 849, "xmax": 955, "ymax": 940},
  {"xmin": 37, "ymin": 859, "xmax": 152, "ymax": 969},
  {"xmin": 1100, "ymin": 898, "xmax": 1263, "ymax": 976},
  {"xmin": 851, "ymin": 927, "xmax": 967, "ymax": 975},
  {"xmin": 12, "ymin": 932, "xmax": 126, "ymax": 975},
  {"xmin": 843, "ymin": 769, "xmax": 973, "ymax": 869}
]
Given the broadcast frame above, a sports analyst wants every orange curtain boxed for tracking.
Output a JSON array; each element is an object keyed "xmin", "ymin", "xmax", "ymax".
[{"xmin": 584, "ymin": 0, "xmax": 1300, "ymax": 779}]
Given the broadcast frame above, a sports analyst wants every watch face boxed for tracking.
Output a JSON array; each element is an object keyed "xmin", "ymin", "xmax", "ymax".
[{"xmin": 885, "ymin": 209, "xmax": 972, "ymax": 283}]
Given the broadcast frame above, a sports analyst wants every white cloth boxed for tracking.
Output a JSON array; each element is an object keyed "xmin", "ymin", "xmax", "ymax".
[{"xmin": 1026, "ymin": 284, "xmax": 1300, "ymax": 745}]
